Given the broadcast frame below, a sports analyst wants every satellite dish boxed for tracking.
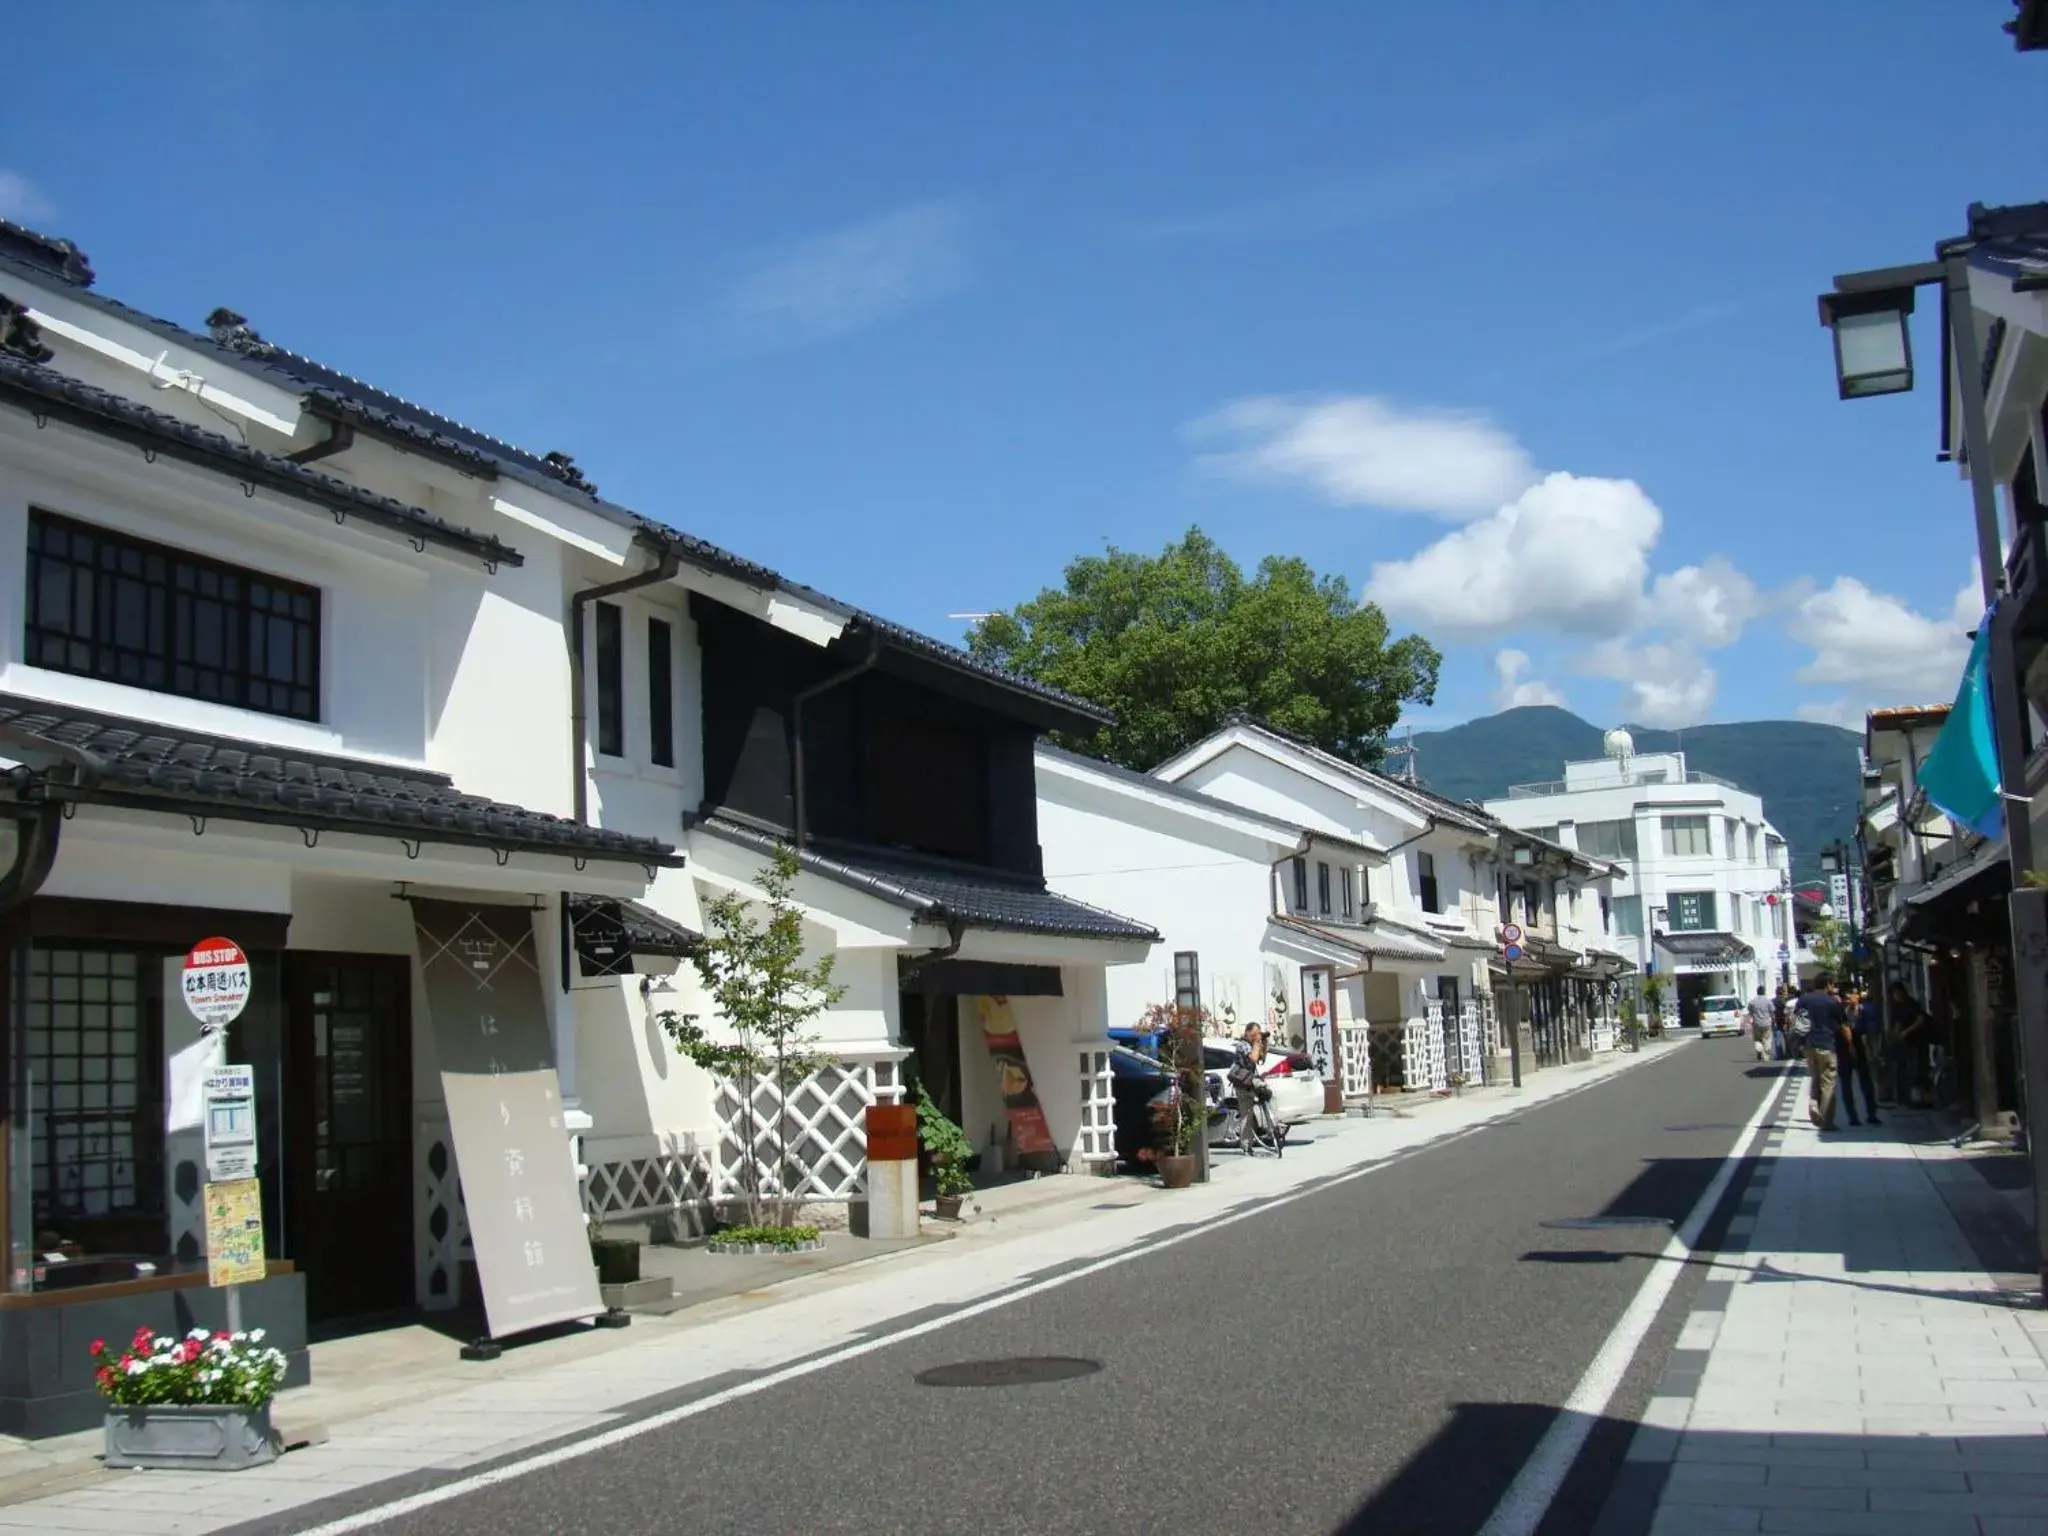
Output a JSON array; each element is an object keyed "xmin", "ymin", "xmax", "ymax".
[{"xmin": 1603, "ymin": 727, "xmax": 1635, "ymax": 761}]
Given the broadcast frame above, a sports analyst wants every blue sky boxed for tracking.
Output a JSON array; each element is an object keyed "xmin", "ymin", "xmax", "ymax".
[{"xmin": 6, "ymin": 2, "xmax": 2044, "ymax": 734}]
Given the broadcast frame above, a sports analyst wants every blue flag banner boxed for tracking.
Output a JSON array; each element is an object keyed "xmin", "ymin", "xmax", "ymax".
[{"xmin": 1918, "ymin": 601, "xmax": 2005, "ymax": 841}]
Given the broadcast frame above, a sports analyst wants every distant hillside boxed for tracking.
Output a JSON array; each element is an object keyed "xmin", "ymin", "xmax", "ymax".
[{"xmin": 1406, "ymin": 706, "xmax": 1861, "ymax": 883}]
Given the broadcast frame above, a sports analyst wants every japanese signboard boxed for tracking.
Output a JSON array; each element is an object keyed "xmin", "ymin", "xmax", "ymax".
[
  {"xmin": 412, "ymin": 901, "xmax": 601, "ymax": 1339},
  {"xmin": 1299, "ymin": 964, "xmax": 1335, "ymax": 1085},
  {"xmin": 182, "ymin": 937, "xmax": 252, "ymax": 1031},
  {"xmin": 204, "ymin": 1178, "xmax": 267, "ymax": 1287},
  {"xmin": 202, "ymin": 1064, "xmax": 259, "ymax": 1182},
  {"xmin": 974, "ymin": 996, "xmax": 1061, "ymax": 1173}
]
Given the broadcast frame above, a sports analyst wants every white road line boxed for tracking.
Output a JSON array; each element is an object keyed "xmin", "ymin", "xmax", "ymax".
[
  {"xmin": 1475, "ymin": 1071, "xmax": 1791, "ymax": 1536},
  {"xmin": 284, "ymin": 1047, "xmax": 1684, "ymax": 1536}
]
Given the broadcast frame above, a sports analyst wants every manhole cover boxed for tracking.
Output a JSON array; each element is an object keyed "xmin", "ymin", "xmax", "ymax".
[
  {"xmin": 1540, "ymin": 1215, "xmax": 1674, "ymax": 1231},
  {"xmin": 915, "ymin": 1356, "xmax": 1102, "ymax": 1388}
]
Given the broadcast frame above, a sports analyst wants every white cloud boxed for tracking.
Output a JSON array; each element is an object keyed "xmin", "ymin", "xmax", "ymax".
[
  {"xmin": 1493, "ymin": 649, "xmax": 1567, "ymax": 710},
  {"xmin": 1787, "ymin": 572, "xmax": 1980, "ymax": 710},
  {"xmin": 1650, "ymin": 558, "xmax": 1769, "ymax": 650},
  {"xmin": 724, "ymin": 201, "xmax": 969, "ymax": 349},
  {"xmin": 0, "ymin": 171, "xmax": 53, "ymax": 223},
  {"xmin": 1362, "ymin": 472, "xmax": 1660, "ymax": 638},
  {"xmin": 1192, "ymin": 395, "xmax": 1536, "ymax": 519},
  {"xmin": 1581, "ymin": 639, "xmax": 1718, "ymax": 728}
]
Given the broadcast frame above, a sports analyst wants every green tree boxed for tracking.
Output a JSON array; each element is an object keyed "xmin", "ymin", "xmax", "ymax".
[
  {"xmin": 659, "ymin": 846, "xmax": 846, "ymax": 1228},
  {"xmin": 966, "ymin": 528, "xmax": 1440, "ymax": 769}
]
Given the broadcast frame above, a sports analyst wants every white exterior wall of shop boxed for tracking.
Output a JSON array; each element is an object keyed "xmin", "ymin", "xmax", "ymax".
[{"xmin": 1485, "ymin": 754, "xmax": 1794, "ymax": 999}]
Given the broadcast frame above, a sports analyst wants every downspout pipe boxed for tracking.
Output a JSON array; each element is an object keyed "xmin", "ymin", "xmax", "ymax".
[
  {"xmin": 568, "ymin": 542, "xmax": 682, "ymax": 828},
  {"xmin": 565, "ymin": 543, "xmax": 681, "ymax": 997},
  {"xmin": 791, "ymin": 630, "xmax": 883, "ymax": 848},
  {"xmin": 0, "ymin": 730, "xmax": 108, "ymax": 913},
  {"xmin": 897, "ymin": 918, "xmax": 968, "ymax": 982}
]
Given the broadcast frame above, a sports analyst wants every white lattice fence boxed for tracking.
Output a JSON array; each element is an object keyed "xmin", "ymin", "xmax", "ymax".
[
  {"xmin": 714, "ymin": 1062, "xmax": 876, "ymax": 1200},
  {"xmin": 1423, "ymin": 1000, "xmax": 1449, "ymax": 1090},
  {"xmin": 1076, "ymin": 1048, "xmax": 1115, "ymax": 1165},
  {"xmin": 416, "ymin": 1109, "xmax": 471, "ymax": 1312},
  {"xmin": 1339, "ymin": 1025, "xmax": 1372, "ymax": 1100},
  {"xmin": 1454, "ymin": 1003, "xmax": 1485, "ymax": 1084},
  {"xmin": 588, "ymin": 1146, "xmax": 715, "ymax": 1219}
]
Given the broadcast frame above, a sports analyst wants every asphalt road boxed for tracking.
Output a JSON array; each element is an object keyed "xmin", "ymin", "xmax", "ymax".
[{"xmin": 283, "ymin": 1042, "xmax": 1784, "ymax": 1536}]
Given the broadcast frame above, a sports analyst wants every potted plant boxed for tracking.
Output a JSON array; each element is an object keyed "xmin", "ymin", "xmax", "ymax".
[
  {"xmin": 916, "ymin": 1085, "xmax": 976, "ymax": 1220},
  {"xmin": 93, "ymin": 1326, "xmax": 290, "ymax": 1471},
  {"xmin": 588, "ymin": 1215, "xmax": 641, "ymax": 1286},
  {"xmin": 1140, "ymin": 1001, "xmax": 1209, "ymax": 1189}
]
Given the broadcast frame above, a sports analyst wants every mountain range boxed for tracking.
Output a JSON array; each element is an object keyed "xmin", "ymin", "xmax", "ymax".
[{"xmin": 1402, "ymin": 706, "xmax": 1861, "ymax": 884}]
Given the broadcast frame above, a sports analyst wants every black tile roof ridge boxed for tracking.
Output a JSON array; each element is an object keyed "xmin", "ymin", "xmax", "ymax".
[
  {"xmin": 0, "ymin": 234, "xmax": 1096, "ymax": 724},
  {"xmin": 1036, "ymin": 741, "xmax": 1379, "ymax": 848},
  {"xmin": 693, "ymin": 814, "xmax": 1159, "ymax": 940},
  {"xmin": 1216, "ymin": 712, "xmax": 1497, "ymax": 830},
  {"xmin": 0, "ymin": 220, "xmax": 93, "ymax": 287},
  {"xmin": 0, "ymin": 354, "xmax": 522, "ymax": 568}
]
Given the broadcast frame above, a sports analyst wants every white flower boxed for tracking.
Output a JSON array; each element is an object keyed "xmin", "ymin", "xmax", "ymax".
[
  {"xmin": 248, "ymin": 1329, "xmax": 266, "ymax": 1343},
  {"xmin": 232, "ymin": 1331, "xmax": 248, "ymax": 1342},
  {"xmin": 124, "ymin": 1360, "xmax": 145, "ymax": 1375}
]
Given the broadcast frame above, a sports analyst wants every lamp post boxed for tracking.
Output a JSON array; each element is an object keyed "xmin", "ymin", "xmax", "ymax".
[{"xmin": 1818, "ymin": 200, "xmax": 2048, "ymax": 1299}]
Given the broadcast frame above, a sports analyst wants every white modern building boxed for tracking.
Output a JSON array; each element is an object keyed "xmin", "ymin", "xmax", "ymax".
[{"xmin": 1484, "ymin": 734, "xmax": 1794, "ymax": 1022}]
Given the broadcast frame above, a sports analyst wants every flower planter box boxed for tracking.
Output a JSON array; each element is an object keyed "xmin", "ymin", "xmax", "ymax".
[
  {"xmin": 103, "ymin": 1402, "xmax": 277, "ymax": 1472},
  {"xmin": 706, "ymin": 1238, "xmax": 823, "ymax": 1256}
]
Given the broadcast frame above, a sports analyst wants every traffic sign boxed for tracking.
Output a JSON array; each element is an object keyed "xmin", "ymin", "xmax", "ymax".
[
  {"xmin": 182, "ymin": 937, "xmax": 251, "ymax": 1032},
  {"xmin": 1503, "ymin": 943, "xmax": 1524, "ymax": 962},
  {"xmin": 1499, "ymin": 923, "xmax": 1523, "ymax": 945}
]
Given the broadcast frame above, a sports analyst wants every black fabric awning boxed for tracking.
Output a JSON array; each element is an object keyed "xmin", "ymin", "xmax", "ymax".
[
  {"xmin": 1654, "ymin": 931, "xmax": 1754, "ymax": 965},
  {"xmin": 907, "ymin": 959, "xmax": 1064, "ymax": 998}
]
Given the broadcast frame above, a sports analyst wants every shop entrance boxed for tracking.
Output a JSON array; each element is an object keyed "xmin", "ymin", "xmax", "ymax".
[
  {"xmin": 898, "ymin": 991, "xmax": 961, "ymax": 1124},
  {"xmin": 284, "ymin": 954, "xmax": 413, "ymax": 1325}
]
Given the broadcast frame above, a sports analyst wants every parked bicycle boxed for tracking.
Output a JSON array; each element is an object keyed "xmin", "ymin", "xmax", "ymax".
[{"xmin": 1223, "ymin": 1041, "xmax": 1285, "ymax": 1158}]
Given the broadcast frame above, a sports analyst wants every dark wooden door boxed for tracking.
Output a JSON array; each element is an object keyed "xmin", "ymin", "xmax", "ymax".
[{"xmin": 285, "ymin": 954, "xmax": 413, "ymax": 1324}]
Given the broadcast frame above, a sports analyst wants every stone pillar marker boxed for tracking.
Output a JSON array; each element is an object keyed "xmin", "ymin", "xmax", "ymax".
[{"xmin": 863, "ymin": 1103, "xmax": 921, "ymax": 1240}]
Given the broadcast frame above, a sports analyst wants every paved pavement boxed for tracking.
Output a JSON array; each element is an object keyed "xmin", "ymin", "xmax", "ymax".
[
  {"xmin": 0, "ymin": 1037, "xmax": 1765, "ymax": 1535},
  {"xmin": 1607, "ymin": 1074, "xmax": 2048, "ymax": 1536}
]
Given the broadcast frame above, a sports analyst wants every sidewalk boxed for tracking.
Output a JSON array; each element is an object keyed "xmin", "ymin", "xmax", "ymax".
[
  {"xmin": 0, "ymin": 1041, "xmax": 1678, "ymax": 1535},
  {"xmin": 1617, "ymin": 1071, "xmax": 2048, "ymax": 1536}
]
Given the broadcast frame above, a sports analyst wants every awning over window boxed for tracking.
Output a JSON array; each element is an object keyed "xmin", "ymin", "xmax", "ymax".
[
  {"xmin": 1654, "ymin": 931, "xmax": 1754, "ymax": 965},
  {"xmin": 568, "ymin": 896, "xmax": 700, "ymax": 977}
]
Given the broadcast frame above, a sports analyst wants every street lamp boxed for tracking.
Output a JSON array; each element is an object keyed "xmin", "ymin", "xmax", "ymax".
[
  {"xmin": 1817, "ymin": 286, "xmax": 1917, "ymax": 398},
  {"xmin": 1819, "ymin": 199, "xmax": 2048, "ymax": 1299}
]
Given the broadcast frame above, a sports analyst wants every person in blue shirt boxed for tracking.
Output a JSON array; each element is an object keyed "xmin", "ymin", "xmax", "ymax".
[{"xmin": 1795, "ymin": 973, "xmax": 1847, "ymax": 1132}]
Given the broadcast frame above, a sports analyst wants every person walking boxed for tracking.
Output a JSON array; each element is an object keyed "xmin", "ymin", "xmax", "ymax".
[
  {"xmin": 1837, "ymin": 987, "xmax": 1881, "ymax": 1126},
  {"xmin": 1746, "ymin": 986, "xmax": 1776, "ymax": 1064},
  {"xmin": 1796, "ymin": 972, "xmax": 1846, "ymax": 1132}
]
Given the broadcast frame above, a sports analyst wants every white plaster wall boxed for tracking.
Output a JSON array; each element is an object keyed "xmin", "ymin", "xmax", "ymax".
[
  {"xmin": 1037, "ymin": 784, "xmax": 1279, "ymax": 1033},
  {"xmin": 41, "ymin": 816, "xmax": 293, "ymax": 912},
  {"xmin": 584, "ymin": 588, "xmax": 702, "ymax": 848},
  {"xmin": 0, "ymin": 421, "xmax": 432, "ymax": 764}
]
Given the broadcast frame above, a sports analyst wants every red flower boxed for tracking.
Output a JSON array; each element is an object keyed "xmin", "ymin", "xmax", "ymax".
[
  {"xmin": 214, "ymin": 1331, "xmax": 229, "ymax": 1342},
  {"xmin": 118, "ymin": 1353, "xmax": 134, "ymax": 1369},
  {"xmin": 89, "ymin": 1337, "xmax": 106, "ymax": 1356},
  {"xmin": 132, "ymin": 1326, "xmax": 153, "ymax": 1349}
]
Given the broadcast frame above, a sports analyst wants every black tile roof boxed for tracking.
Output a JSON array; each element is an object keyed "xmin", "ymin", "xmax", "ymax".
[
  {"xmin": 567, "ymin": 894, "xmax": 700, "ymax": 962},
  {"xmin": 695, "ymin": 816, "xmax": 1157, "ymax": 942},
  {"xmin": 0, "ymin": 354, "xmax": 521, "ymax": 570},
  {"xmin": 0, "ymin": 226, "xmax": 1099, "ymax": 728},
  {"xmin": 0, "ymin": 695, "xmax": 678, "ymax": 867},
  {"xmin": 0, "ymin": 220, "xmax": 93, "ymax": 288},
  {"xmin": 1036, "ymin": 741, "xmax": 1375, "ymax": 848}
]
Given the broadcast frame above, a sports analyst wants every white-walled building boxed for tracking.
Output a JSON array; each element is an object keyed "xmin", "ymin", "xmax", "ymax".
[
  {"xmin": 1035, "ymin": 744, "xmax": 1442, "ymax": 1083},
  {"xmin": 1142, "ymin": 718, "xmax": 1626, "ymax": 1092},
  {"xmin": 1484, "ymin": 741, "xmax": 1793, "ymax": 1020},
  {"xmin": 0, "ymin": 218, "xmax": 1157, "ymax": 1433}
]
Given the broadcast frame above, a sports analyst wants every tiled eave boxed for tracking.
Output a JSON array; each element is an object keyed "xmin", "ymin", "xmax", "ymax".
[
  {"xmin": 0, "ymin": 356, "xmax": 523, "ymax": 571},
  {"xmin": 0, "ymin": 695, "xmax": 676, "ymax": 869}
]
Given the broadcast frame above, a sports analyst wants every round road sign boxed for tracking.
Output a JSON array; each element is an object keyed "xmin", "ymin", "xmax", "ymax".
[
  {"xmin": 1504, "ymin": 943, "xmax": 1525, "ymax": 962},
  {"xmin": 182, "ymin": 936, "xmax": 251, "ymax": 1031},
  {"xmin": 1500, "ymin": 923, "xmax": 1524, "ymax": 945}
]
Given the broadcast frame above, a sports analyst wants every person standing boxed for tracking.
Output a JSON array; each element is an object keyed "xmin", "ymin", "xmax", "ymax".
[
  {"xmin": 1796, "ymin": 972, "xmax": 1846, "ymax": 1132},
  {"xmin": 1747, "ymin": 986, "xmax": 1776, "ymax": 1064},
  {"xmin": 1888, "ymin": 981, "xmax": 1930, "ymax": 1105},
  {"xmin": 1837, "ymin": 988, "xmax": 1881, "ymax": 1126}
]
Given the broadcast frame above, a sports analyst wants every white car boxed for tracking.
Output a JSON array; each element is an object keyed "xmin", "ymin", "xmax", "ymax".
[
  {"xmin": 1199, "ymin": 1038, "xmax": 1325, "ymax": 1132},
  {"xmin": 1697, "ymin": 993, "xmax": 1747, "ymax": 1038}
]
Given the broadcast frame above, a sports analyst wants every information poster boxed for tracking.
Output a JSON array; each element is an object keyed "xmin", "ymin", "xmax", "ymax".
[
  {"xmin": 973, "ymin": 996, "xmax": 1060, "ymax": 1172},
  {"xmin": 204, "ymin": 1179, "xmax": 267, "ymax": 1286}
]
